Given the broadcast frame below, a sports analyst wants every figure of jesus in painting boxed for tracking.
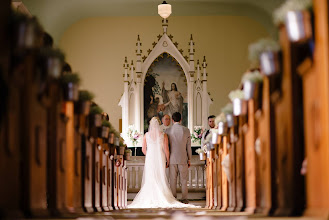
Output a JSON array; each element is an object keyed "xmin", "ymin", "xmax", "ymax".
[{"xmin": 161, "ymin": 81, "xmax": 183, "ymax": 118}]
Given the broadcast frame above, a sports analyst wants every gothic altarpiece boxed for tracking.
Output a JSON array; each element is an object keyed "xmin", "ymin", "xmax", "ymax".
[{"xmin": 119, "ymin": 19, "xmax": 212, "ymax": 147}]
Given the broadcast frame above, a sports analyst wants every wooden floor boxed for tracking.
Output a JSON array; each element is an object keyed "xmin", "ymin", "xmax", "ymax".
[{"xmin": 21, "ymin": 202, "xmax": 324, "ymax": 220}]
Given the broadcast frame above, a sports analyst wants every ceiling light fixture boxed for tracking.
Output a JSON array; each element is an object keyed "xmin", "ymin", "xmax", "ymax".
[{"xmin": 158, "ymin": 1, "xmax": 172, "ymax": 19}]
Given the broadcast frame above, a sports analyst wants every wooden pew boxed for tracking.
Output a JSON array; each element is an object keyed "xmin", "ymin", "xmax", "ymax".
[
  {"xmin": 47, "ymin": 81, "xmax": 68, "ymax": 215},
  {"xmin": 255, "ymin": 76, "xmax": 277, "ymax": 215},
  {"xmin": 214, "ymin": 140, "xmax": 221, "ymax": 210},
  {"xmin": 108, "ymin": 133, "xmax": 115, "ymax": 210},
  {"xmin": 83, "ymin": 116, "xmax": 97, "ymax": 212},
  {"xmin": 243, "ymin": 100, "xmax": 259, "ymax": 214},
  {"xmin": 0, "ymin": 2, "xmax": 23, "ymax": 217},
  {"xmin": 102, "ymin": 142, "xmax": 110, "ymax": 211},
  {"xmin": 20, "ymin": 53, "xmax": 49, "ymax": 217},
  {"xmin": 72, "ymin": 114, "xmax": 85, "ymax": 213},
  {"xmin": 64, "ymin": 101, "xmax": 76, "ymax": 213},
  {"xmin": 205, "ymin": 149, "xmax": 215, "ymax": 209},
  {"xmin": 272, "ymin": 26, "xmax": 306, "ymax": 216},
  {"xmin": 227, "ymin": 126, "xmax": 237, "ymax": 211},
  {"xmin": 235, "ymin": 116, "xmax": 246, "ymax": 212},
  {"xmin": 122, "ymin": 159, "xmax": 128, "ymax": 209},
  {"xmin": 114, "ymin": 154, "xmax": 123, "ymax": 210},
  {"xmin": 220, "ymin": 136, "xmax": 229, "ymax": 211},
  {"xmin": 298, "ymin": 0, "xmax": 329, "ymax": 216},
  {"xmin": 94, "ymin": 137, "xmax": 103, "ymax": 211},
  {"xmin": 82, "ymin": 135, "xmax": 93, "ymax": 212}
]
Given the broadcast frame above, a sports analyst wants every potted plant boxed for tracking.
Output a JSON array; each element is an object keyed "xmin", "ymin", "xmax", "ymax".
[
  {"xmin": 229, "ymin": 89, "xmax": 247, "ymax": 116},
  {"xmin": 124, "ymin": 148, "xmax": 132, "ymax": 161},
  {"xmin": 89, "ymin": 105, "xmax": 103, "ymax": 127},
  {"xmin": 241, "ymin": 70, "xmax": 263, "ymax": 100},
  {"xmin": 221, "ymin": 103, "xmax": 235, "ymax": 128},
  {"xmin": 273, "ymin": 0, "xmax": 313, "ymax": 43},
  {"xmin": 39, "ymin": 48, "xmax": 65, "ymax": 79},
  {"xmin": 216, "ymin": 112, "xmax": 228, "ymax": 136},
  {"xmin": 108, "ymin": 129, "xmax": 115, "ymax": 144},
  {"xmin": 117, "ymin": 140, "xmax": 126, "ymax": 155},
  {"xmin": 100, "ymin": 120, "xmax": 111, "ymax": 139},
  {"xmin": 249, "ymin": 38, "xmax": 281, "ymax": 76},
  {"xmin": 195, "ymin": 146, "xmax": 207, "ymax": 161},
  {"xmin": 60, "ymin": 72, "xmax": 80, "ymax": 101},
  {"xmin": 10, "ymin": 12, "xmax": 43, "ymax": 50},
  {"xmin": 77, "ymin": 90, "xmax": 94, "ymax": 115}
]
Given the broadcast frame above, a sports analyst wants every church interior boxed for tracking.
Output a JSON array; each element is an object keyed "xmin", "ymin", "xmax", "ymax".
[{"xmin": 1, "ymin": 0, "xmax": 329, "ymax": 219}]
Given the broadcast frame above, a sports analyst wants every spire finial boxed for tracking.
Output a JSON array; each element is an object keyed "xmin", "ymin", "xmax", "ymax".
[
  {"xmin": 131, "ymin": 60, "xmax": 134, "ymax": 65},
  {"xmin": 190, "ymin": 34, "xmax": 193, "ymax": 41},
  {"xmin": 125, "ymin": 57, "xmax": 127, "ymax": 63},
  {"xmin": 203, "ymin": 56, "xmax": 206, "ymax": 63},
  {"xmin": 137, "ymin": 35, "xmax": 140, "ymax": 41}
]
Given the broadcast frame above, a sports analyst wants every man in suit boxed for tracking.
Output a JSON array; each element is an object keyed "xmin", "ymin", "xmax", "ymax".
[
  {"xmin": 165, "ymin": 112, "xmax": 192, "ymax": 204},
  {"xmin": 201, "ymin": 115, "xmax": 216, "ymax": 148}
]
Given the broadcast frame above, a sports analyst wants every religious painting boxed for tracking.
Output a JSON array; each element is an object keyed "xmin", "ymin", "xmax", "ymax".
[{"xmin": 144, "ymin": 53, "xmax": 188, "ymax": 133}]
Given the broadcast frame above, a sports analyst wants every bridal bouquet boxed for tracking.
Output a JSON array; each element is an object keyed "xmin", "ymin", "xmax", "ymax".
[
  {"xmin": 127, "ymin": 125, "xmax": 142, "ymax": 147},
  {"xmin": 191, "ymin": 126, "xmax": 203, "ymax": 145}
]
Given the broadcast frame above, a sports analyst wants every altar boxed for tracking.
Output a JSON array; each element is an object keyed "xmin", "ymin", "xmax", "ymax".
[{"xmin": 119, "ymin": 19, "xmax": 212, "ymax": 147}]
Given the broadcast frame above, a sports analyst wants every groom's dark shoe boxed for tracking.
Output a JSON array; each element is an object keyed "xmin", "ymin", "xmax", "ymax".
[{"xmin": 181, "ymin": 199, "xmax": 189, "ymax": 204}]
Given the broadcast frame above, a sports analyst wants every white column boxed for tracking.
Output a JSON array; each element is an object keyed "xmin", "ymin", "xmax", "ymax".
[
  {"xmin": 188, "ymin": 34, "xmax": 195, "ymax": 132},
  {"xmin": 135, "ymin": 35, "xmax": 143, "ymax": 134},
  {"xmin": 202, "ymin": 56, "xmax": 209, "ymax": 129},
  {"xmin": 123, "ymin": 57, "xmax": 129, "ymax": 137}
]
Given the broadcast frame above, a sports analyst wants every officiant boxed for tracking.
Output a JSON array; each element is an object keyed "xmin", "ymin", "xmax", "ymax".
[{"xmin": 160, "ymin": 114, "xmax": 171, "ymax": 132}]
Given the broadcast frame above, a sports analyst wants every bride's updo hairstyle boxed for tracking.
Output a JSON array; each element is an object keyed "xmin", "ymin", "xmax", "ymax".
[{"xmin": 151, "ymin": 116, "xmax": 161, "ymax": 125}]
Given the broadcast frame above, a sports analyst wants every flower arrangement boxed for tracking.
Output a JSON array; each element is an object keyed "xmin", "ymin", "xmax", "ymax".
[
  {"xmin": 228, "ymin": 89, "xmax": 244, "ymax": 101},
  {"xmin": 273, "ymin": 0, "xmax": 313, "ymax": 26},
  {"xmin": 195, "ymin": 144, "xmax": 207, "ymax": 154},
  {"xmin": 241, "ymin": 70, "xmax": 263, "ymax": 83},
  {"xmin": 221, "ymin": 103, "xmax": 234, "ymax": 115},
  {"xmin": 248, "ymin": 38, "xmax": 281, "ymax": 65},
  {"xmin": 127, "ymin": 125, "xmax": 142, "ymax": 147},
  {"xmin": 215, "ymin": 113, "xmax": 227, "ymax": 125},
  {"xmin": 191, "ymin": 126, "xmax": 203, "ymax": 145}
]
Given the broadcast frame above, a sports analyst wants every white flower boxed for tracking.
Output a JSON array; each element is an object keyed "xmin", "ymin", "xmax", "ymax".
[
  {"xmin": 241, "ymin": 70, "xmax": 263, "ymax": 83},
  {"xmin": 195, "ymin": 148, "xmax": 204, "ymax": 154},
  {"xmin": 248, "ymin": 38, "xmax": 280, "ymax": 64},
  {"xmin": 273, "ymin": 0, "xmax": 313, "ymax": 26},
  {"xmin": 228, "ymin": 89, "xmax": 244, "ymax": 101},
  {"xmin": 215, "ymin": 113, "xmax": 227, "ymax": 125},
  {"xmin": 221, "ymin": 103, "xmax": 233, "ymax": 115}
]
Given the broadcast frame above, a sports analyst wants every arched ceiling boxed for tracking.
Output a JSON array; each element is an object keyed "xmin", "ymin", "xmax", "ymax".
[{"xmin": 17, "ymin": 0, "xmax": 284, "ymax": 43}]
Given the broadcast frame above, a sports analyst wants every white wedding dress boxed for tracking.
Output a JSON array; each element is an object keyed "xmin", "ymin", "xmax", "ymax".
[{"xmin": 128, "ymin": 118, "xmax": 199, "ymax": 209}]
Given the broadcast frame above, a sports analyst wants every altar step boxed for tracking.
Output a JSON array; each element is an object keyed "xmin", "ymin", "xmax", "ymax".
[{"xmin": 128, "ymin": 188, "xmax": 206, "ymax": 201}]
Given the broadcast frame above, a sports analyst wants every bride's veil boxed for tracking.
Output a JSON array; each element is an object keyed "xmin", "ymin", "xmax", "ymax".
[
  {"xmin": 148, "ymin": 117, "xmax": 162, "ymax": 141},
  {"xmin": 138, "ymin": 117, "xmax": 171, "ymax": 194}
]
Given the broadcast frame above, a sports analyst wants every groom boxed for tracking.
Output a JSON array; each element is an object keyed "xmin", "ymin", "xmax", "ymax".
[{"xmin": 165, "ymin": 112, "xmax": 192, "ymax": 204}]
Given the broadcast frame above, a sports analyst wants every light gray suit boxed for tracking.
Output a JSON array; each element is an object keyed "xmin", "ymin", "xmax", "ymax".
[{"xmin": 165, "ymin": 123, "xmax": 192, "ymax": 200}]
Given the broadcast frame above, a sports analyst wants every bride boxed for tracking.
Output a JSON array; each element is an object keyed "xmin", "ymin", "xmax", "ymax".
[{"xmin": 128, "ymin": 117, "xmax": 198, "ymax": 208}]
